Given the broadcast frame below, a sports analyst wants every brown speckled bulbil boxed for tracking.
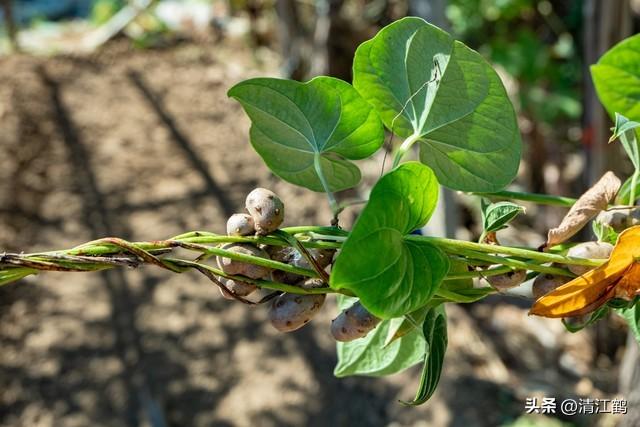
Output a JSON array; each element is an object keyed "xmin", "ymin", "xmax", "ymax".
[
  {"xmin": 532, "ymin": 273, "xmax": 569, "ymax": 300},
  {"xmin": 219, "ymin": 278, "xmax": 258, "ymax": 300},
  {"xmin": 486, "ymin": 269, "xmax": 526, "ymax": 291},
  {"xmin": 269, "ymin": 247, "xmax": 335, "ymax": 284},
  {"xmin": 595, "ymin": 207, "xmax": 640, "ymax": 232},
  {"xmin": 331, "ymin": 301, "xmax": 381, "ymax": 342},
  {"xmin": 226, "ymin": 213, "xmax": 255, "ymax": 236},
  {"xmin": 269, "ymin": 292, "xmax": 326, "ymax": 332},
  {"xmin": 566, "ymin": 241, "xmax": 613, "ymax": 276},
  {"xmin": 245, "ymin": 188, "xmax": 285, "ymax": 235},
  {"xmin": 216, "ymin": 243, "xmax": 271, "ymax": 279}
]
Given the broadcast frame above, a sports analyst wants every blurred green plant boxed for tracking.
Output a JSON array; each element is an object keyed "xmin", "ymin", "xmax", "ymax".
[
  {"xmin": 447, "ymin": 0, "xmax": 582, "ymax": 137},
  {"xmin": 91, "ymin": 0, "xmax": 125, "ymax": 25}
]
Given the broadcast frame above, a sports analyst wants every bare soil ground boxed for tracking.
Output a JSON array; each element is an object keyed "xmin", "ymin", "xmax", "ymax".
[{"xmin": 0, "ymin": 39, "xmax": 629, "ymax": 427}]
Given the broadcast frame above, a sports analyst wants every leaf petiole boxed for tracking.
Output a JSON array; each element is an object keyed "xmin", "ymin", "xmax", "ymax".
[
  {"xmin": 391, "ymin": 133, "xmax": 422, "ymax": 168},
  {"xmin": 313, "ymin": 152, "xmax": 340, "ymax": 217},
  {"xmin": 630, "ymin": 170, "xmax": 639, "ymax": 205}
]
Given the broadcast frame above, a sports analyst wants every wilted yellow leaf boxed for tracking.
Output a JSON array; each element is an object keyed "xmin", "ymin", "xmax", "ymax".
[{"xmin": 531, "ymin": 225, "xmax": 640, "ymax": 318}]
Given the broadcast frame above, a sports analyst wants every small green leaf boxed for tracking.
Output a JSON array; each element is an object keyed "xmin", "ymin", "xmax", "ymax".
[
  {"xmin": 384, "ymin": 304, "xmax": 434, "ymax": 347},
  {"xmin": 0, "ymin": 269, "xmax": 35, "ymax": 286},
  {"xmin": 610, "ymin": 113, "xmax": 640, "ymax": 170},
  {"xmin": 481, "ymin": 199, "xmax": 525, "ymax": 234},
  {"xmin": 353, "ymin": 17, "xmax": 521, "ymax": 192},
  {"xmin": 592, "ymin": 220, "xmax": 619, "ymax": 245},
  {"xmin": 330, "ymin": 162, "xmax": 449, "ymax": 319},
  {"xmin": 400, "ymin": 305, "xmax": 448, "ymax": 405},
  {"xmin": 591, "ymin": 34, "xmax": 640, "ymax": 122},
  {"xmin": 562, "ymin": 306, "xmax": 609, "ymax": 333},
  {"xmin": 228, "ymin": 76, "xmax": 384, "ymax": 192},
  {"xmin": 616, "ymin": 174, "xmax": 640, "ymax": 205},
  {"xmin": 609, "ymin": 298, "xmax": 637, "ymax": 309},
  {"xmin": 617, "ymin": 302, "xmax": 640, "ymax": 344},
  {"xmin": 334, "ymin": 297, "xmax": 426, "ymax": 377}
]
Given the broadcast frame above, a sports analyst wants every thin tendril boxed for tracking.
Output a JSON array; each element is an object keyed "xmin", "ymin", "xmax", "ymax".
[{"xmin": 381, "ymin": 58, "xmax": 442, "ymax": 177}]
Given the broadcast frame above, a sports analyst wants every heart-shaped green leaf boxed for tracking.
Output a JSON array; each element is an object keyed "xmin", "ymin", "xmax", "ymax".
[
  {"xmin": 591, "ymin": 34, "xmax": 640, "ymax": 121},
  {"xmin": 384, "ymin": 260, "xmax": 484, "ymax": 346},
  {"xmin": 330, "ymin": 162, "xmax": 449, "ymax": 319},
  {"xmin": 228, "ymin": 76, "xmax": 384, "ymax": 192},
  {"xmin": 334, "ymin": 296, "xmax": 426, "ymax": 377},
  {"xmin": 353, "ymin": 17, "xmax": 521, "ymax": 192}
]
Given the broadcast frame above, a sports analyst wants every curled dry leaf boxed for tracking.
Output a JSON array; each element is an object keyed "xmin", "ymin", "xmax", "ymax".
[
  {"xmin": 530, "ymin": 226, "xmax": 640, "ymax": 318},
  {"xmin": 545, "ymin": 172, "xmax": 621, "ymax": 248}
]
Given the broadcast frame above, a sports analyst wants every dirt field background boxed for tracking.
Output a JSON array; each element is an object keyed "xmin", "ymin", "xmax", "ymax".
[{"xmin": 0, "ymin": 39, "xmax": 630, "ymax": 427}]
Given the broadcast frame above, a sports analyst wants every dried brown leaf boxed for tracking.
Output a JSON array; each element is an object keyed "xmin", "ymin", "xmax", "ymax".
[{"xmin": 546, "ymin": 171, "xmax": 621, "ymax": 247}]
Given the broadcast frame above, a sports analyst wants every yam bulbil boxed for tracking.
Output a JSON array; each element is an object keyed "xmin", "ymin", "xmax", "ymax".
[
  {"xmin": 246, "ymin": 188, "xmax": 285, "ymax": 235},
  {"xmin": 216, "ymin": 243, "xmax": 271, "ymax": 279},
  {"xmin": 331, "ymin": 301, "xmax": 381, "ymax": 342},
  {"xmin": 269, "ymin": 293, "xmax": 326, "ymax": 332}
]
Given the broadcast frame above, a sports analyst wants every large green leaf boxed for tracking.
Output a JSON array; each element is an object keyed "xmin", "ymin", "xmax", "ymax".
[
  {"xmin": 591, "ymin": 34, "xmax": 640, "ymax": 121},
  {"xmin": 330, "ymin": 162, "xmax": 449, "ymax": 319},
  {"xmin": 383, "ymin": 259, "xmax": 470, "ymax": 346},
  {"xmin": 353, "ymin": 17, "xmax": 521, "ymax": 192},
  {"xmin": 334, "ymin": 296, "xmax": 426, "ymax": 377},
  {"xmin": 228, "ymin": 76, "xmax": 384, "ymax": 192},
  {"xmin": 419, "ymin": 64, "xmax": 521, "ymax": 191}
]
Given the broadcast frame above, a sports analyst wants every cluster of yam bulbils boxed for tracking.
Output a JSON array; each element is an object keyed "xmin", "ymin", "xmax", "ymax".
[
  {"xmin": 218, "ymin": 188, "xmax": 379, "ymax": 341},
  {"xmin": 487, "ymin": 208, "xmax": 640, "ymax": 319}
]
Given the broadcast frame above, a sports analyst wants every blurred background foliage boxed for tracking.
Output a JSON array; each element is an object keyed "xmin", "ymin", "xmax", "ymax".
[
  {"xmin": 448, "ymin": 0, "xmax": 582, "ymax": 127},
  {"xmin": 0, "ymin": 0, "xmax": 613, "ymax": 201}
]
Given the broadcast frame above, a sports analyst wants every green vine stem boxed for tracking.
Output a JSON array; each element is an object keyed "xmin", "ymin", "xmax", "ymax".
[
  {"xmin": 168, "ymin": 258, "xmax": 351, "ymax": 296},
  {"xmin": 272, "ymin": 229, "xmax": 331, "ymax": 282},
  {"xmin": 1, "ymin": 224, "xmax": 604, "ymax": 295},
  {"xmin": 443, "ymin": 264, "xmax": 512, "ymax": 279},
  {"xmin": 476, "ymin": 190, "xmax": 577, "ymax": 207},
  {"xmin": 290, "ymin": 227, "xmax": 604, "ymax": 268},
  {"xmin": 451, "ymin": 249, "xmax": 575, "ymax": 277},
  {"xmin": 629, "ymin": 170, "xmax": 639, "ymax": 205},
  {"xmin": 405, "ymin": 234, "xmax": 603, "ymax": 267}
]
